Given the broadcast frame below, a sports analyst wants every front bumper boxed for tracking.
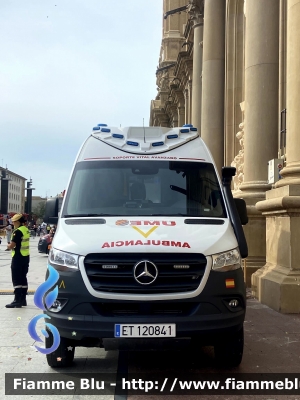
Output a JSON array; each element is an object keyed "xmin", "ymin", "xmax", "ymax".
[{"xmin": 44, "ymin": 265, "xmax": 246, "ymax": 344}]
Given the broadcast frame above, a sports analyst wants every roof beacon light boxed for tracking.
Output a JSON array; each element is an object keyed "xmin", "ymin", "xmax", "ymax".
[
  {"xmin": 95, "ymin": 126, "xmax": 199, "ymax": 154},
  {"xmin": 112, "ymin": 134, "xmax": 124, "ymax": 139},
  {"xmin": 127, "ymin": 141, "xmax": 139, "ymax": 147},
  {"xmin": 152, "ymin": 141, "xmax": 164, "ymax": 147},
  {"xmin": 167, "ymin": 134, "xmax": 179, "ymax": 139},
  {"xmin": 183, "ymin": 124, "xmax": 193, "ymax": 128},
  {"xmin": 97, "ymin": 123, "xmax": 108, "ymax": 127}
]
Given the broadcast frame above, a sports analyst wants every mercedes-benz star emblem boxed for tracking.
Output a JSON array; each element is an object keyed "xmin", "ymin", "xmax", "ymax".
[{"xmin": 134, "ymin": 260, "xmax": 158, "ymax": 285}]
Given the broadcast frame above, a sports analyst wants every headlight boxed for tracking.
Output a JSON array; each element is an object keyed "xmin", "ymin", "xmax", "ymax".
[
  {"xmin": 212, "ymin": 248, "xmax": 241, "ymax": 272},
  {"xmin": 49, "ymin": 248, "xmax": 79, "ymax": 269}
]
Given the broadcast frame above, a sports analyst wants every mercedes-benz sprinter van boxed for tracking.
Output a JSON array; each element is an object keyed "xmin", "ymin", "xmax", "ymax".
[{"xmin": 43, "ymin": 124, "xmax": 248, "ymax": 368}]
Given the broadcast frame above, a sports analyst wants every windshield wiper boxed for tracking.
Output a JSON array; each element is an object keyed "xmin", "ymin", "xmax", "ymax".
[{"xmin": 64, "ymin": 214, "xmax": 117, "ymax": 218}]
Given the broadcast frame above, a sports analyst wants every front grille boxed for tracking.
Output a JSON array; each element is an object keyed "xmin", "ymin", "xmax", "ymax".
[
  {"xmin": 84, "ymin": 253, "xmax": 207, "ymax": 294},
  {"xmin": 93, "ymin": 302, "xmax": 199, "ymax": 317}
]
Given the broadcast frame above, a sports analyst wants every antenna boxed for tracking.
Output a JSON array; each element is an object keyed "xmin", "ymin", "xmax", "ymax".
[{"xmin": 143, "ymin": 118, "xmax": 146, "ymax": 143}]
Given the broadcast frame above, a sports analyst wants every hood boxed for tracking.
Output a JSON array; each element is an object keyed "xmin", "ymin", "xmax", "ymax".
[{"xmin": 52, "ymin": 217, "xmax": 238, "ymax": 256}]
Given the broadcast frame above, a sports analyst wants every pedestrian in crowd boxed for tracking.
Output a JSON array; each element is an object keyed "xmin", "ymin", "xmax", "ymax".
[
  {"xmin": 0, "ymin": 223, "xmax": 3, "ymax": 244},
  {"xmin": 5, "ymin": 213, "xmax": 30, "ymax": 308},
  {"xmin": 33, "ymin": 223, "xmax": 37, "ymax": 237},
  {"xmin": 5, "ymin": 221, "xmax": 13, "ymax": 251},
  {"xmin": 46, "ymin": 224, "xmax": 51, "ymax": 234}
]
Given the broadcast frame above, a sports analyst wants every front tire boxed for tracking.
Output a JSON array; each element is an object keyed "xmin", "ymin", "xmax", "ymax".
[
  {"xmin": 214, "ymin": 327, "xmax": 244, "ymax": 367},
  {"xmin": 45, "ymin": 334, "xmax": 75, "ymax": 368}
]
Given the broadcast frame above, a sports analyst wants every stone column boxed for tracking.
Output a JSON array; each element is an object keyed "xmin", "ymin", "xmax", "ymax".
[
  {"xmin": 278, "ymin": 0, "xmax": 287, "ymax": 153},
  {"xmin": 188, "ymin": 0, "xmax": 204, "ymax": 132},
  {"xmin": 188, "ymin": 79, "xmax": 193, "ymax": 123},
  {"xmin": 184, "ymin": 88, "xmax": 189, "ymax": 124},
  {"xmin": 170, "ymin": 105, "xmax": 178, "ymax": 127},
  {"xmin": 241, "ymin": 0, "xmax": 279, "ymax": 196},
  {"xmin": 201, "ymin": 0, "xmax": 226, "ymax": 173},
  {"xmin": 178, "ymin": 104, "xmax": 185, "ymax": 127},
  {"xmin": 237, "ymin": 0, "xmax": 279, "ymax": 285},
  {"xmin": 277, "ymin": 0, "xmax": 300, "ymax": 186},
  {"xmin": 251, "ymin": 0, "xmax": 300, "ymax": 312}
]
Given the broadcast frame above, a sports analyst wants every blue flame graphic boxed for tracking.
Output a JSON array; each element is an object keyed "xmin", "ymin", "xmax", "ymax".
[
  {"xmin": 34, "ymin": 265, "xmax": 59, "ymax": 310},
  {"xmin": 28, "ymin": 265, "xmax": 61, "ymax": 354},
  {"xmin": 28, "ymin": 314, "xmax": 60, "ymax": 354}
]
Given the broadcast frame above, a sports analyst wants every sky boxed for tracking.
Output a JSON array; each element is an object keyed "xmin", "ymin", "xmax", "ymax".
[{"xmin": 0, "ymin": 0, "xmax": 163, "ymax": 198}]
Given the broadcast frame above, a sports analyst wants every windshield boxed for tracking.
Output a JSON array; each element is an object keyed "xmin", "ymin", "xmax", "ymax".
[{"xmin": 62, "ymin": 161, "xmax": 226, "ymax": 218}]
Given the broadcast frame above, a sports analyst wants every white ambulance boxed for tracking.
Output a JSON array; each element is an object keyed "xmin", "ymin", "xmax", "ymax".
[{"xmin": 44, "ymin": 123, "xmax": 248, "ymax": 368}]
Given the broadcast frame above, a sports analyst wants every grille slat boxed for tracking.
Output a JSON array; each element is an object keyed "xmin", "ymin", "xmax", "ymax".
[{"xmin": 84, "ymin": 253, "xmax": 207, "ymax": 294}]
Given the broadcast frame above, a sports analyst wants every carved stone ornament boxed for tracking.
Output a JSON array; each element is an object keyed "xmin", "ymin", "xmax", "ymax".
[
  {"xmin": 187, "ymin": 0, "xmax": 204, "ymax": 25},
  {"xmin": 231, "ymin": 121, "xmax": 245, "ymax": 191},
  {"xmin": 159, "ymin": 70, "xmax": 170, "ymax": 91}
]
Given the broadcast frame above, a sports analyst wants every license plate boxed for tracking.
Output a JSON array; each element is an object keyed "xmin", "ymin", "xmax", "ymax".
[{"xmin": 114, "ymin": 324, "xmax": 176, "ymax": 338}]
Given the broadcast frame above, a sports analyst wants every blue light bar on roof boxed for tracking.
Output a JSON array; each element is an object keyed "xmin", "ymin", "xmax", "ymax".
[
  {"xmin": 127, "ymin": 141, "xmax": 139, "ymax": 146},
  {"xmin": 152, "ymin": 141, "xmax": 164, "ymax": 147},
  {"xmin": 180, "ymin": 128, "xmax": 190, "ymax": 133},
  {"xmin": 97, "ymin": 123, "xmax": 108, "ymax": 127},
  {"xmin": 112, "ymin": 134, "xmax": 124, "ymax": 139},
  {"xmin": 101, "ymin": 128, "xmax": 111, "ymax": 133},
  {"xmin": 93, "ymin": 126, "xmax": 101, "ymax": 131},
  {"xmin": 183, "ymin": 124, "xmax": 193, "ymax": 127},
  {"xmin": 167, "ymin": 134, "xmax": 179, "ymax": 139}
]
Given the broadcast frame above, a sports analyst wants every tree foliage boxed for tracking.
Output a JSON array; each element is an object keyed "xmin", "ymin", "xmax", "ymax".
[{"xmin": 32, "ymin": 201, "xmax": 46, "ymax": 220}]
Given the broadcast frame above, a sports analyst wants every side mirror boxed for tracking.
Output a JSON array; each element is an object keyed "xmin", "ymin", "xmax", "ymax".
[
  {"xmin": 234, "ymin": 198, "xmax": 248, "ymax": 225},
  {"xmin": 221, "ymin": 166, "xmax": 236, "ymax": 183},
  {"xmin": 221, "ymin": 166, "xmax": 248, "ymax": 258},
  {"xmin": 43, "ymin": 198, "xmax": 59, "ymax": 224}
]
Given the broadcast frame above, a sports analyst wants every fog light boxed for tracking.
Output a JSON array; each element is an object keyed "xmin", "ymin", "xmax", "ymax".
[
  {"xmin": 229, "ymin": 299, "xmax": 239, "ymax": 308},
  {"xmin": 49, "ymin": 299, "xmax": 68, "ymax": 313}
]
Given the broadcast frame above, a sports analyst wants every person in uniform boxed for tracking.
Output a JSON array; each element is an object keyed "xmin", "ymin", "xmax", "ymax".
[{"xmin": 5, "ymin": 213, "xmax": 30, "ymax": 308}]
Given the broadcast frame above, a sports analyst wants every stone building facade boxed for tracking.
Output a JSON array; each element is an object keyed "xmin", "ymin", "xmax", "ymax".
[
  {"xmin": 150, "ymin": 0, "xmax": 300, "ymax": 313},
  {"xmin": 0, "ymin": 167, "xmax": 26, "ymax": 214}
]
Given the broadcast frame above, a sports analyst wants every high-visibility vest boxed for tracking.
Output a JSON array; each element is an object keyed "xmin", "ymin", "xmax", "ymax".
[{"xmin": 12, "ymin": 225, "xmax": 30, "ymax": 257}]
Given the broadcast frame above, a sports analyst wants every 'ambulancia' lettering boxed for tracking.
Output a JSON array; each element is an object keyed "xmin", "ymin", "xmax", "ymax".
[{"xmin": 102, "ymin": 240, "xmax": 191, "ymax": 248}]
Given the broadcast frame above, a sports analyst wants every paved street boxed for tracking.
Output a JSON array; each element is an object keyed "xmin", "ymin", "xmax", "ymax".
[
  {"xmin": 1, "ymin": 235, "xmax": 300, "ymax": 399},
  {"xmin": 0, "ymin": 234, "xmax": 48, "ymax": 292}
]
